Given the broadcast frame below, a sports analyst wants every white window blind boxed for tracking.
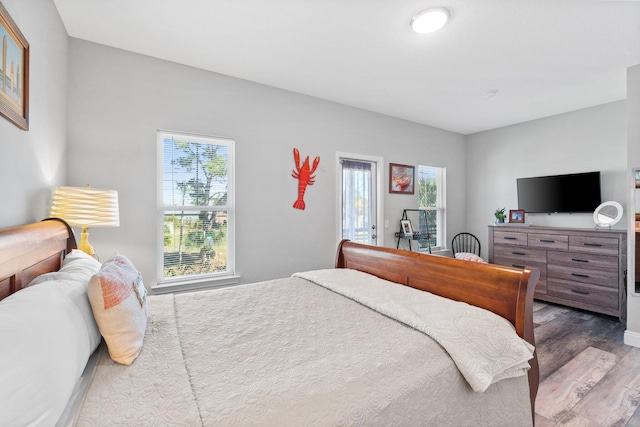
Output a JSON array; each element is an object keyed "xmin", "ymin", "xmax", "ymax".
[{"xmin": 158, "ymin": 131, "xmax": 234, "ymax": 282}]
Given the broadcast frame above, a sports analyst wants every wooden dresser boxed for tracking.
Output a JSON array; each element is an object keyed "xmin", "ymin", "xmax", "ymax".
[{"xmin": 488, "ymin": 225, "xmax": 627, "ymax": 321}]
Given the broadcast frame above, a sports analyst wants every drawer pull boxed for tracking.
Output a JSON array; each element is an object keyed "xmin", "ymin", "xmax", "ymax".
[
  {"xmin": 571, "ymin": 258, "xmax": 589, "ymax": 263},
  {"xmin": 571, "ymin": 273, "xmax": 590, "ymax": 278},
  {"xmin": 583, "ymin": 242, "xmax": 602, "ymax": 247},
  {"xmin": 503, "ymin": 237, "xmax": 517, "ymax": 240},
  {"xmin": 540, "ymin": 239, "xmax": 555, "ymax": 243},
  {"xmin": 512, "ymin": 264, "xmax": 525, "ymax": 269},
  {"xmin": 571, "ymin": 289, "xmax": 590, "ymax": 295},
  {"xmin": 512, "ymin": 251, "xmax": 526, "ymax": 256}
]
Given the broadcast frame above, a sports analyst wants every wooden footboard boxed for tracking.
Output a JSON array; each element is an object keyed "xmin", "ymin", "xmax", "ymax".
[
  {"xmin": 0, "ymin": 218, "xmax": 76, "ymax": 301},
  {"xmin": 335, "ymin": 240, "xmax": 540, "ymax": 420}
]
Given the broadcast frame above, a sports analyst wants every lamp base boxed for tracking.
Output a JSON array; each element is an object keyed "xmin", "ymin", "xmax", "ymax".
[{"xmin": 78, "ymin": 228, "xmax": 96, "ymax": 257}]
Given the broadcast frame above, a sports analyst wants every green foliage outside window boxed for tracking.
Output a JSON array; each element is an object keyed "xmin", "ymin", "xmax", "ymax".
[
  {"xmin": 163, "ymin": 213, "xmax": 227, "ymax": 277},
  {"xmin": 418, "ymin": 174, "xmax": 437, "ymax": 208},
  {"xmin": 418, "ymin": 167, "xmax": 440, "ymax": 248}
]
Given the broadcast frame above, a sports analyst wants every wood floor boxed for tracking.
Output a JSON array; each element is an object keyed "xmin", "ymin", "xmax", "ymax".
[{"xmin": 533, "ymin": 301, "xmax": 640, "ymax": 427}]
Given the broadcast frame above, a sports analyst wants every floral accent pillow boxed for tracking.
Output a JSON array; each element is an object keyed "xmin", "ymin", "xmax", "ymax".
[{"xmin": 88, "ymin": 253, "xmax": 147, "ymax": 365}]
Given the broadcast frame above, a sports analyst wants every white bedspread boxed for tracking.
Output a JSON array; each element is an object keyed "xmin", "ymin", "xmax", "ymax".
[
  {"xmin": 294, "ymin": 269, "xmax": 535, "ymax": 392},
  {"xmin": 76, "ymin": 271, "xmax": 533, "ymax": 426}
]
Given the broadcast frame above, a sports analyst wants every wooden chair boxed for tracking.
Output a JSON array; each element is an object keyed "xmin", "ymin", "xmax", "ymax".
[{"xmin": 451, "ymin": 232, "xmax": 481, "ymax": 257}]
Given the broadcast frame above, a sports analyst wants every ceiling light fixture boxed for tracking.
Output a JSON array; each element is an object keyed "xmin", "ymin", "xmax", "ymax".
[{"xmin": 411, "ymin": 7, "xmax": 450, "ymax": 34}]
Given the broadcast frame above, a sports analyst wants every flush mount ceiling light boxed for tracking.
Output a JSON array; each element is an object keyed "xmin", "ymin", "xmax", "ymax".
[{"xmin": 411, "ymin": 7, "xmax": 450, "ymax": 34}]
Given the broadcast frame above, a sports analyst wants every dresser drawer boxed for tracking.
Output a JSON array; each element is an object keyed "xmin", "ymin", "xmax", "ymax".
[
  {"xmin": 495, "ymin": 257, "xmax": 547, "ymax": 276},
  {"xmin": 493, "ymin": 246, "xmax": 547, "ymax": 274},
  {"xmin": 547, "ymin": 250, "xmax": 618, "ymax": 272},
  {"xmin": 528, "ymin": 233, "xmax": 568, "ymax": 250},
  {"xmin": 493, "ymin": 245, "xmax": 546, "ymax": 262},
  {"xmin": 547, "ymin": 278, "xmax": 618, "ymax": 310},
  {"xmin": 493, "ymin": 230, "xmax": 527, "ymax": 246},
  {"xmin": 547, "ymin": 264, "xmax": 618, "ymax": 288},
  {"xmin": 568, "ymin": 235, "xmax": 619, "ymax": 256}
]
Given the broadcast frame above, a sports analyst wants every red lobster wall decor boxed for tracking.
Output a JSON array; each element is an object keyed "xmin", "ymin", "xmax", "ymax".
[{"xmin": 291, "ymin": 148, "xmax": 320, "ymax": 210}]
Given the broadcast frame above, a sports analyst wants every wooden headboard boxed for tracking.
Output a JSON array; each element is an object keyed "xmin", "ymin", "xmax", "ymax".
[
  {"xmin": 335, "ymin": 239, "xmax": 540, "ymax": 418},
  {"xmin": 0, "ymin": 218, "xmax": 77, "ymax": 301}
]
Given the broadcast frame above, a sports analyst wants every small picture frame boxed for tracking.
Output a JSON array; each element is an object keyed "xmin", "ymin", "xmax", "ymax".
[
  {"xmin": 510, "ymin": 209, "xmax": 525, "ymax": 224},
  {"xmin": 389, "ymin": 163, "xmax": 415, "ymax": 194},
  {"xmin": 400, "ymin": 219, "xmax": 413, "ymax": 235}
]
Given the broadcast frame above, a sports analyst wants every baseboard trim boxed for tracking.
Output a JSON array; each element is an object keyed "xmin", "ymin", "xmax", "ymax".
[{"xmin": 624, "ymin": 330, "xmax": 640, "ymax": 348}]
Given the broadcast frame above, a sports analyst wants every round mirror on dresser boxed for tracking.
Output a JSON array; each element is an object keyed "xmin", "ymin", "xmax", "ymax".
[{"xmin": 593, "ymin": 201, "xmax": 623, "ymax": 229}]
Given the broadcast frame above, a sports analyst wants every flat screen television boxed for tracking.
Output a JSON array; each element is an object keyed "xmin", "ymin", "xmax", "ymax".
[{"xmin": 516, "ymin": 171, "xmax": 602, "ymax": 214}]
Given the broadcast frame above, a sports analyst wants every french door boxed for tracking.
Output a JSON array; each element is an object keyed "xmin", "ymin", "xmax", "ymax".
[{"xmin": 337, "ymin": 153, "xmax": 383, "ymax": 246}]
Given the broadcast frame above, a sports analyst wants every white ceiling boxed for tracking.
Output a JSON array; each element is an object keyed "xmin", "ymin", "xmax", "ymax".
[{"xmin": 53, "ymin": 0, "xmax": 640, "ymax": 135}]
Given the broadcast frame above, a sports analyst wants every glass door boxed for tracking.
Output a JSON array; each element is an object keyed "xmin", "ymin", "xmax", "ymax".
[{"xmin": 339, "ymin": 157, "xmax": 378, "ymax": 245}]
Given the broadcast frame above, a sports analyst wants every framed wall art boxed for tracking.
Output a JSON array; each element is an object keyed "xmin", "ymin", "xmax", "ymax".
[
  {"xmin": 0, "ymin": 1, "xmax": 29, "ymax": 130},
  {"xmin": 389, "ymin": 163, "xmax": 414, "ymax": 194},
  {"xmin": 509, "ymin": 209, "xmax": 525, "ymax": 224}
]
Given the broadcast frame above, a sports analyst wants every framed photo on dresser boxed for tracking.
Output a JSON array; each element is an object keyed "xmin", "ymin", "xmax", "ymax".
[{"xmin": 509, "ymin": 210, "xmax": 525, "ymax": 224}]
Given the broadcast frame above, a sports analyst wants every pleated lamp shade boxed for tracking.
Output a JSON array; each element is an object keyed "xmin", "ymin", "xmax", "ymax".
[{"xmin": 50, "ymin": 186, "xmax": 119, "ymax": 255}]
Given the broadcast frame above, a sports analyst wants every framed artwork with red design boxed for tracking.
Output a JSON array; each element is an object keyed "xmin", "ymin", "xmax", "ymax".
[{"xmin": 389, "ymin": 163, "xmax": 414, "ymax": 194}]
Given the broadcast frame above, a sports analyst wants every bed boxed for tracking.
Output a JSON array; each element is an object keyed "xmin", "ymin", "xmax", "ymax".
[{"xmin": 0, "ymin": 219, "xmax": 539, "ymax": 426}]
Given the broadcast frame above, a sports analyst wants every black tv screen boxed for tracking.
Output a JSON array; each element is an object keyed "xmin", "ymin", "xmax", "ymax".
[{"xmin": 517, "ymin": 171, "xmax": 602, "ymax": 214}]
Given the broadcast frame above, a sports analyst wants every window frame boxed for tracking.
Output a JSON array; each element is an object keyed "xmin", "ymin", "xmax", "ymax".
[
  {"xmin": 417, "ymin": 164, "xmax": 446, "ymax": 250},
  {"xmin": 155, "ymin": 130, "xmax": 237, "ymax": 292}
]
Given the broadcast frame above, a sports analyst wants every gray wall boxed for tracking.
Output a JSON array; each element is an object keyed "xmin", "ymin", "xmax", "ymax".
[
  {"xmin": 66, "ymin": 38, "xmax": 467, "ymax": 287},
  {"xmin": 0, "ymin": 0, "xmax": 68, "ymax": 226},
  {"xmin": 626, "ymin": 64, "xmax": 640, "ymax": 345},
  {"xmin": 466, "ymin": 101, "xmax": 628, "ymax": 255}
]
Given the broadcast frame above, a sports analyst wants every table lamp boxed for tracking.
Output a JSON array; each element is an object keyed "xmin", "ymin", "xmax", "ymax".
[{"xmin": 49, "ymin": 185, "xmax": 120, "ymax": 256}]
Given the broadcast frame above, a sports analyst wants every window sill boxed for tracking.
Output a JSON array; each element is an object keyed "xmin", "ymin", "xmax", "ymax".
[{"xmin": 152, "ymin": 275, "xmax": 241, "ymax": 295}]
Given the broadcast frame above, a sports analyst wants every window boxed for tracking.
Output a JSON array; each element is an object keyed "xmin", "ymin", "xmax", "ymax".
[
  {"xmin": 418, "ymin": 165, "xmax": 445, "ymax": 250},
  {"xmin": 158, "ymin": 131, "xmax": 234, "ymax": 285}
]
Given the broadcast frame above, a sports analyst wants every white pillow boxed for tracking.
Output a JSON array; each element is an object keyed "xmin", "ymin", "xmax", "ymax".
[
  {"xmin": 0, "ymin": 280, "xmax": 99, "ymax": 426},
  {"xmin": 88, "ymin": 253, "xmax": 147, "ymax": 365},
  {"xmin": 27, "ymin": 249, "xmax": 103, "ymax": 351},
  {"xmin": 61, "ymin": 249, "xmax": 103, "ymax": 274},
  {"xmin": 29, "ymin": 249, "xmax": 102, "ymax": 287},
  {"xmin": 454, "ymin": 252, "xmax": 487, "ymax": 263}
]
